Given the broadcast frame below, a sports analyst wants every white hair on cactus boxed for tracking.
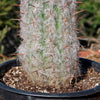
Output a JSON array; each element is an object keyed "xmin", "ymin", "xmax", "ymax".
[{"xmin": 18, "ymin": 0, "xmax": 79, "ymax": 91}]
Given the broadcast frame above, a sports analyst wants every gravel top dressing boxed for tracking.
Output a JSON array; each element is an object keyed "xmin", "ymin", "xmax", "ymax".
[{"xmin": 2, "ymin": 66, "xmax": 100, "ymax": 93}]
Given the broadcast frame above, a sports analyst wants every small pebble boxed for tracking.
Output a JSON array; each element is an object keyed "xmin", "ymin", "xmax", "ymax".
[{"xmin": 95, "ymin": 83, "xmax": 99, "ymax": 87}]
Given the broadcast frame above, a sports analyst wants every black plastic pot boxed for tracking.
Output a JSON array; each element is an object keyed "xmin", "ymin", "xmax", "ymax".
[{"xmin": 0, "ymin": 58, "xmax": 100, "ymax": 100}]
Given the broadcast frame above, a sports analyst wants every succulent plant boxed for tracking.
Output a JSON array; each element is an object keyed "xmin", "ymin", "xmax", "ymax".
[{"xmin": 18, "ymin": 0, "xmax": 79, "ymax": 92}]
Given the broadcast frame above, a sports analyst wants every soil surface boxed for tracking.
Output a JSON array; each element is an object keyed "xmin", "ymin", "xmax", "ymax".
[{"xmin": 2, "ymin": 66, "xmax": 100, "ymax": 93}]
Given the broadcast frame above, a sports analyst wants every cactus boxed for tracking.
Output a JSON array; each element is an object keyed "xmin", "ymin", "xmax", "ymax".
[{"xmin": 18, "ymin": 0, "xmax": 79, "ymax": 92}]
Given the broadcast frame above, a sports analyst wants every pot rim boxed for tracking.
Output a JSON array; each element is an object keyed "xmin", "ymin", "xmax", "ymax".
[{"xmin": 0, "ymin": 58, "xmax": 100, "ymax": 98}]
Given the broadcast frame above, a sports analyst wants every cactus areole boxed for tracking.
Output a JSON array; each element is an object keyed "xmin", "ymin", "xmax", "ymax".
[{"xmin": 18, "ymin": 0, "xmax": 79, "ymax": 93}]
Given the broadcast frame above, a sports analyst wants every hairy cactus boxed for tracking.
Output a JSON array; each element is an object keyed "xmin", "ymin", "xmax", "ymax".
[{"xmin": 18, "ymin": 0, "xmax": 79, "ymax": 92}]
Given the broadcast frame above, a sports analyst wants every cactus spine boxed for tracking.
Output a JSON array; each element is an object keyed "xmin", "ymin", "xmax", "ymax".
[{"xmin": 18, "ymin": 0, "xmax": 79, "ymax": 92}]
